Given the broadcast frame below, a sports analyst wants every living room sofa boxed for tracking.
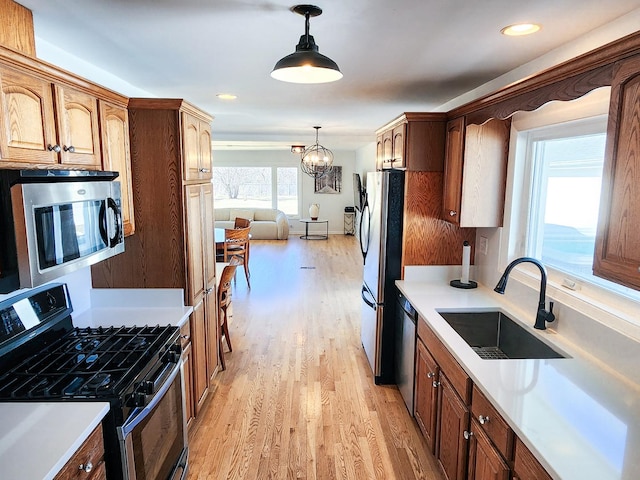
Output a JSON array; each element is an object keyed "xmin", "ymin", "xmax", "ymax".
[{"xmin": 214, "ymin": 208, "xmax": 290, "ymax": 240}]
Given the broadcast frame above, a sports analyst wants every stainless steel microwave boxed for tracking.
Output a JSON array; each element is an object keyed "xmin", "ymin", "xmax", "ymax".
[{"xmin": 0, "ymin": 169, "xmax": 124, "ymax": 293}]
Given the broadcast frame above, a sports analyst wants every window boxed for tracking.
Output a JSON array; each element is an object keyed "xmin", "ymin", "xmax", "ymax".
[
  {"xmin": 213, "ymin": 166, "xmax": 298, "ymax": 215},
  {"xmin": 523, "ymin": 118, "xmax": 640, "ymax": 302}
]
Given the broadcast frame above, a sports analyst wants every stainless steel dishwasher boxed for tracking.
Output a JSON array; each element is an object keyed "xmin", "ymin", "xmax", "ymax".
[{"xmin": 395, "ymin": 290, "xmax": 417, "ymax": 415}]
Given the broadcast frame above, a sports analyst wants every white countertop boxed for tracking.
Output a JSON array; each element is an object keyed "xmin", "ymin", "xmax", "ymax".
[
  {"xmin": 396, "ymin": 279, "xmax": 640, "ymax": 480},
  {"xmin": 0, "ymin": 402, "xmax": 110, "ymax": 480},
  {"xmin": 72, "ymin": 288, "xmax": 193, "ymax": 328}
]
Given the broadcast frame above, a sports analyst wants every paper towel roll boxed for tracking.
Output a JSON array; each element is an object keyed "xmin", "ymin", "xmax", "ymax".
[{"xmin": 461, "ymin": 241, "xmax": 470, "ymax": 284}]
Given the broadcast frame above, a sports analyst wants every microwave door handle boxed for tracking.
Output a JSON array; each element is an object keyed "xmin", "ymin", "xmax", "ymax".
[
  {"xmin": 98, "ymin": 202, "xmax": 109, "ymax": 246},
  {"xmin": 106, "ymin": 198, "xmax": 122, "ymax": 247}
]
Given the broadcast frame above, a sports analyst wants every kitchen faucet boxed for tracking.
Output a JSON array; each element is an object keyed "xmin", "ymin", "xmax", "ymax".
[{"xmin": 493, "ymin": 257, "xmax": 555, "ymax": 330}]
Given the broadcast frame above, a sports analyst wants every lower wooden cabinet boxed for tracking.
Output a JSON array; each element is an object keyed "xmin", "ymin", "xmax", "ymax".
[
  {"xmin": 437, "ymin": 374, "xmax": 470, "ymax": 480},
  {"xmin": 54, "ymin": 423, "xmax": 106, "ymax": 480},
  {"xmin": 415, "ymin": 338, "xmax": 440, "ymax": 452},
  {"xmin": 467, "ymin": 418, "xmax": 509, "ymax": 480},
  {"xmin": 512, "ymin": 437, "xmax": 553, "ymax": 480},
  {"xmin": 414, "ymin": 319, "xmax": 555, "ymax": 480},
  {"xmin": 180, "ymin": 321, "xmax": 195, "ymax": 427}
]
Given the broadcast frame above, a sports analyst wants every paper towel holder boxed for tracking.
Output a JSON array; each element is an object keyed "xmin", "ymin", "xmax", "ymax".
[
  {"xmin": 450, "ymin": 240, "xmax": 478, "ymax": 289},
  {"xmin": 450, "ymin": 279, "xmax": 478, "ymax": 289}
]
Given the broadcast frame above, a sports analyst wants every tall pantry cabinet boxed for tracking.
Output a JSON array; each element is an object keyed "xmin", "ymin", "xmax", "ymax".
[{"xmin": 91, "ymin": 99, "xmax": 217, "ymax": 424}]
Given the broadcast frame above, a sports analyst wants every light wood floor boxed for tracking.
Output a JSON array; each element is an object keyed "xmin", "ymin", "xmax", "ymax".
[{"xmin": 187, "ymin": 235, "xmax": 443, "ymax": 480}]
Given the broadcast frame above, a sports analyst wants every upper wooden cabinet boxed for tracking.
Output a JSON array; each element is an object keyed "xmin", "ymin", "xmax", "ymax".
[
  {"xmin": 0, "ymin": 65, "xmax": 58, "ymax": 164},
  {"xmin": 442, "ymin": 117, "xmax": 510, "ymax": 227},
  {"xmin": 99, "ymin": 100, "xmax": 135, "ymax": 236},
  {"xmin": 0, "ymin": 65, "xmax": 101, "ymax": 168},
  {"xmin": 182, "ymin": 112, "xmax": 212, "ymax": 182},
  {"xmin": 594, "ymin": 54, "xmax": 640, "ymax": 290},
  {"xmin": 54, "ymin": 83, "xmax": 101, "ymax": 167},
  {"xmin": 376, "ymin": 113, "xmax": 447, "ymax": 171}
]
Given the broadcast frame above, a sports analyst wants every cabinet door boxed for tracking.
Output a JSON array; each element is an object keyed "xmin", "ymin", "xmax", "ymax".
[
  {"xmin": 199, "ymin": 119, "xmax": 212, "ymax": 180},
  {"xmin": 182, "ymin": 112, "xmax": 201, "ymax": 181},
  {"xmin": 54, "ymin": 85, "xmax": 101, "ymax": 167},
  {"xmin": 513, "ymin": 437, "xmax": 553, "ymax": 480},
  {"xmin": 182, "ymin": 340, "xmax": 195, "ymax": 428},
  {"xmin": 467, "ymin": 419, "xmax": 510, "ymax": 480},
  {"xmin": 594, "ymin": 55, "xmax": 640, "ymax": 290},
  {"xmin": 391, "ymin": 123, "xmax": 406, "ymax": 169},
  {"xmin": 442, "ymin": 117, "xmax": 465, "ymax": 223},
  {"xmin": 191, "ymin": 300, "xmax": 209, "ymax": 413},
  {"xmin": 415, "ymin": 338, "xmax": 440, "ymax": 453},
  {"xmin": 99, "ymin": 101, "xmax": 135, "ymax": 236},
  {"xmin": 0, "ymin": 65, "xmax": 58, "ymax": 165},
  {"xmin": 185, "ymin": 185, "xmax": 206, "ymax": 303},
  {"xmin": 382, "ymin": 129, "xmax": 393, "ymax": 168},
  {"xmin": 438, "ymin": 374, "xmax": 470, "ymax": 480},
  {"xmin": 376, "ymin": 134, "xmax": 383, "ymax": 169}
]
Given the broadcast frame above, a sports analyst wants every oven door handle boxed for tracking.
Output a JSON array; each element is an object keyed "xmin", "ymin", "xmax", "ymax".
[{"xmin": 121, "ymin": 361, "xmax": 181, "ymax": 436}]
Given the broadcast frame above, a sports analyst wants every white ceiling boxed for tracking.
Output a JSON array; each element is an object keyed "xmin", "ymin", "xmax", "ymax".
[{"xmin": 16, "ymin": 0, "xmax": 640, "ymax": 150}]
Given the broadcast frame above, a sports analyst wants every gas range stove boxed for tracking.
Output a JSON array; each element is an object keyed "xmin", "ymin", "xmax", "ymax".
[
  {"xmin": 0, "ymin": 283, "xmax": 188, "ymax": 480},
  {"xmin": 0, "ymin": 323, "xmax": 179, "ymax": 401}
]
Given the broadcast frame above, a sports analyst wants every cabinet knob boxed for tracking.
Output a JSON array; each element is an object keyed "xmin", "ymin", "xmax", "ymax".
[
  {"xmin": 427, "ymin": 372, "xmax": 435, "ymax": 379},
  {"xmin": 47, "ymin": 144, "xmax": 61, "ymax": 153},
  {"xmin": 63, "ymin": 145, "xmax": 76, "ymax": 153},
  {"xmin": 449, "ymin": 210, "xmax": 457, "ymax": 217},
  {"xmin": 463, "ymin": 430, "xmax": 473, "ymax": 440},
  {"xmin": 199, "ymin": 168, "xmax": 210, "ymax": 173},
  {"xmin": 432, "ymin": 380, "xmax": 440, "ymax": 388},
  {"xmin": 78, "ymin": 462, "xmax": 93, "ymax": 473},
  {"xmin": 180, "ymin": 334, "xmax": 190, "ymax": 341},
  {"xmin": 478, "ymin": 415, "xmax": 490, "ymax": 425}
]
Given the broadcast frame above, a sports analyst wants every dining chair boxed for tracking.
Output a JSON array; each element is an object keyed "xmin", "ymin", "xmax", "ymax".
[
  {"xmin": 223, "ymin": 226, "xmax": 251, "ymax": 288},
  {"xmin": 233, "ymin": 217, "xmax": 251, "ymax": 229},
  {"xmin": 233, "ymin": 217, "xmax": 252, "ymax": 266},
  {"xmin": 217, "ymin": 257, "xmax": 242, "ymax": 370}
]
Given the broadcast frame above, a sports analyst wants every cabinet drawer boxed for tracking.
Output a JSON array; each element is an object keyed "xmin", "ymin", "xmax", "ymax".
[
  {"xmin": 180, "ymin": 321, "xmax": 191, "ymax": 348},
  {"xmin": 513, "ymin": 437, "xmax": 553, "ymax": 480},
  {"xmin": 417, "ymin": 317, "xmax": 471, "ymax": 404},
  {"xmin": 54, "ymin": 423, "xmax": 105, "ymax": 480},
  {"xmin": 471, "ymin": 385, "xmax": 513, "ymax": 460}
]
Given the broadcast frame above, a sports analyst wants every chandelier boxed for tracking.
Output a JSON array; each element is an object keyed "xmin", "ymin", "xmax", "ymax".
[{"xmin": 300, "ymin": 126, "xmax": 334, "ymax": 179}]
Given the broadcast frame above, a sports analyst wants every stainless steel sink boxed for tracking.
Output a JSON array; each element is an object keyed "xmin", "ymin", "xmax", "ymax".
[{"xmin": 438, "ymin": 311, "xmax": 567, "ymax": 360}]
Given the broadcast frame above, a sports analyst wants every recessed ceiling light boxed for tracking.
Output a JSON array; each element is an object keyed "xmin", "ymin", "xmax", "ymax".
[
  {"xmin": 217, "ymin": 93, "xmax": 237, "ymax": 100},
  {"xmin": 501, "ymin": 23, "xmax": 541, "ymax": 36}
]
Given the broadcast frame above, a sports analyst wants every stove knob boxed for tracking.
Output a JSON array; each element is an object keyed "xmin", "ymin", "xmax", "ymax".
[
  {"xmin": 140, "ymin": 380, "xmax": 154, "ymax": 395},
  {"xmin": 133, "ymin": 391, "xmax": 147, "ymax": 407}
]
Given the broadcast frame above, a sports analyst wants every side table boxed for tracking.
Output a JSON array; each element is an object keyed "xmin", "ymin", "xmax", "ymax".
[{"xmin": 299, "ymin": 218, "xmax": 329, "ymax": 240}]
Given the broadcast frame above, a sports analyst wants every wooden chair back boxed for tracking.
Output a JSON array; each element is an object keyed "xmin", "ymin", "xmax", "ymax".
[
  {"xmin": 234, "ymin": 217, "xmax": 251, "ymax": 229},
  {"xmin": 223, "ymin": 226, "xmax": 250, "ymax": 259}
]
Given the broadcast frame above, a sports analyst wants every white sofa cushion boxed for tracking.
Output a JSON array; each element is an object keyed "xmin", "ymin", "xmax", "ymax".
[{"xmin": 229, "ymin": 208, "xmax": 255, "ymax": 221}]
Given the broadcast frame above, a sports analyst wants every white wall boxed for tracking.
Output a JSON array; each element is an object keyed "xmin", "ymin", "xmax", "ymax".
[{"xmin": 213, "ymin": 149, "xmax": 357, "ymax": 235}]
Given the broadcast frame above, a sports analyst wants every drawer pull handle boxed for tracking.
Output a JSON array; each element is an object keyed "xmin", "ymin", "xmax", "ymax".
[
  {"xmin": 78, "ymin": 462, "xmax": 93, "ymax": 473},
  {"xmin": 463, "ymin": 430, "xmax": 473, "ymax": 440},
  {"xmin": 478, "ymin": 415, "xmax": 490, "ymax": 425}
]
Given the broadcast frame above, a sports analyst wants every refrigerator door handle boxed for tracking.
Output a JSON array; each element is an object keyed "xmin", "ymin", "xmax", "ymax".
[
  {"xmin": 361, "ymin": 284, "xmax": 377, "ymax": 311},
  {"xmin": 359, "ymin": 200, "xmax": 370, "ymax": 262}
]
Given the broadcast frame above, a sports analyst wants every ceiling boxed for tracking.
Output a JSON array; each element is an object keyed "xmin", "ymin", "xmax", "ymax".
[{"xmin": 16, "ymin": 0, "xmax": 640, "ymax": 151}]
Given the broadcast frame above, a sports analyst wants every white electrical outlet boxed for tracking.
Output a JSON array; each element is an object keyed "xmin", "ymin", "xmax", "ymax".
[{"xmin": 479, "ymin": 236, "xmax": 489, "ymax": 256}]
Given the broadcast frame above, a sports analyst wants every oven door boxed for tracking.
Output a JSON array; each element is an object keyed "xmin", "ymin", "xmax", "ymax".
[{"xmin": 120, "ymin": 361, "xmax": 188, "ymax": 480}]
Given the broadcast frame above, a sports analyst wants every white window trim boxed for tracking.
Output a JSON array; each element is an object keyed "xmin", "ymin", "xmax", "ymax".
[{"xmin": 500, "ymin": 87, "xmax": 640, "ymax": 338}]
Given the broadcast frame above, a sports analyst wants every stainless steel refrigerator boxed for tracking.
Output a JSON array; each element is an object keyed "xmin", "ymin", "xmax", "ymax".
[{"xmin": 359, "ymin": 170, "xmax": 405, "ymax": 384}]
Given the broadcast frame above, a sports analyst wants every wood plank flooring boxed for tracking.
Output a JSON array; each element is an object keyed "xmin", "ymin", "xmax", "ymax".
[{"xmin": 187, "ymin": 235, "xmax": 443, "ymax": 480}]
